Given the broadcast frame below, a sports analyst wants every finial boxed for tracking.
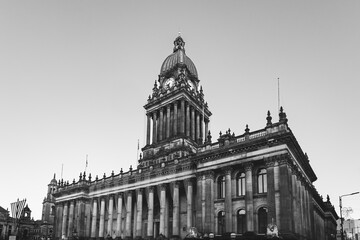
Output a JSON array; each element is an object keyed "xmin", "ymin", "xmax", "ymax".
[
  {"xmin": 279, "ymin": 106, "xmax": 288, "ymax": 123},
  {"xmin": 207, "ymin": 130, "xmax": 212, "ymax": 143},
  {"xmin": 103, "ymin": 173, "xmax": 106, "ymax": 179},
  {"xmin": 219, "ymin": 131, "xmax": 222, "ymax": 136},
  {"xmin": 130, "ymin": 165, "xmax": 133, "ymax": 172},
  {"xmin": 178, "ymin": 31, "xmax": 181, "ymax": 37},
  {"xmin": 111, "ymin": 170, "xmax": 114, "ymax": 177},
  {"xmin": 245, "ymin": 124, "xmax": 250, "ymax": 134},
  {"xmin": 79, "ymin": 173, "xmax": 82, "ymax": 181},
  {"xmin": 266, "ymin": 110, "xmax": 272, "ymax": 127},
  {"xmin": 88, "ymin": 173, "xmax": 92, "ymax": 182},
  {"xmin": 327, "ymin": 194, "xmax": 330, "ymax": 202}
]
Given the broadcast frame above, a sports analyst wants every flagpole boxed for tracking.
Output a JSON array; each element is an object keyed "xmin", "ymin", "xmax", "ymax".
[{"xmin": 85, "ymin": 154, "xmax": 88, "ymax": 172}]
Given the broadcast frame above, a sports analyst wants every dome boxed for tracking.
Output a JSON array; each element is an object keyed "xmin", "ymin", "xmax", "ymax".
[{"xmin": 160, "ymin": 36, "xmax": 198, "ymax": 78}]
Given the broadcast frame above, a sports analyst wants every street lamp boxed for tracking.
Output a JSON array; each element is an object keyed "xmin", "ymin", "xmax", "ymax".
[{"xmin": 340, "ymin": 192, "xmax": 359, "ymax": 240}]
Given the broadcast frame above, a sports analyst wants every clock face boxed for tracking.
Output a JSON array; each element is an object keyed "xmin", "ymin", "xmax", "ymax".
[{"xmin": 164, "ymin": 78, "xmax": 175, "ymax": 89}]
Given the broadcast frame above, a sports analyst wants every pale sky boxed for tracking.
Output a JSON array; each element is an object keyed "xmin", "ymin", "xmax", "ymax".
[{"xmin": 1, "ymin": 1, "xmax": 359, "ymax": 220}]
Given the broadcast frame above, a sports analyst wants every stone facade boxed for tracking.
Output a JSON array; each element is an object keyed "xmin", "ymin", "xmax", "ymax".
[{"xmin": 52, "ymin": 36, "xmax": 338, "ymax": 240}]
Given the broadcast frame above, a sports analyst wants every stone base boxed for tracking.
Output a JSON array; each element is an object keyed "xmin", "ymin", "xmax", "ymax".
[{"xmin": 170, "ymin": 235, "xmax": 180, "ymax": 240}]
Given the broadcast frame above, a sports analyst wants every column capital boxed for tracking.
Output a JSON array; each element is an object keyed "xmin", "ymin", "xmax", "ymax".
[
  {"xmin": 159, "ymin": 183, "xmax": 168, "ymax": 191},
  {"xmin": 204, "ymin": 170, "xmax": 214, "ymax": 180},
  {"xmin": 136, "ymin": 188, "xmax": 144, "ymax": 195},
  {"xmin": 148, "ymin": 186, "xmax": 155, "ymax": 193},
  {"xmin": 184, "ymin": 178, "xmax": 195, "ymax": 187},
  {"xmin": 244, "ymin": 162, "xmax": 254, "ymax": 172},
  {"xmin": 223, "ymin": 167, "xmax": 232, "ymax": 175},
  {"xmin": 265, "ymin": 158, "xmax": 276, "ymax": 168}
]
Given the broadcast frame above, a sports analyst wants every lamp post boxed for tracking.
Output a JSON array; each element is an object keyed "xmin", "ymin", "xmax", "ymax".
[{"xmin": 340, "ymin": 192, "xmax": 359, "ymax": 240}]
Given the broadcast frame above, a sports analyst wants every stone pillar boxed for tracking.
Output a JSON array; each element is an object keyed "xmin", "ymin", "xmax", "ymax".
[
  {"xmin": 56, "ymin": 204, "xmax": 64, "ymax": 239},
  {"xmin": 159, "ymin": 184, "xmax": 167, "ymax": 235},
  {"xmin": 99, "ymin": 197, "xmax": 106, "ymax": 238},
  {"xmin": 146, "ymin": 114, "xmax": 151, "ymax": 145},
  {"xmin": 152, "ymin": 112, "xmax": 157, "ymax": 144},
  {"xmin": 195, "ymin": 112, "xmax": 199, "ymax": 143},
  {"xmin": 186, "ymin": 103, "xmax": 190, "ymax": 137},
  {"xmin": 224, "ymin": 168, "xmax": 232, "ymax": 232},
  {"xmin": 67, "ymin": 200, "xmax": 75, "ymax": 238},
  {"xmin": 159, "ymin": 108, "xmax": 164, "ymax": 141},
  {"xmin": 166, "ymin": 105, "xmax": 171, "ymax": 139},
  {"xmin": 147, "ymin": 187, "xmax": 154, "ymax": 239},
  {"xmin": 180, "ymin": 100, "xmax": 185, "ymax": 135},
  {"xmin": 184, "ymin": 179, "xmax": 193, "ymax": 229},
  {"xmin": 291, "ymin": 169, "xmax": 298, "ymax": 235},
  {"xmin": 266, "ymin": 160, "xmax": 276, "ymax": 225},
  {"xmin": 204, "ymin": 171, "xmax": 214, "ymax": 234},
  {"xmin": 85, "ymin": 201, "xmax": 92, "ymax": 238},
  {"xmin": 136, "ymin": 189, "xmax": 143, "ymax": 238},
  {"xmin": 108, "ymin": 195, "xmax": 114, "ymax": 236},
  {"xmin": 191, "ymin": 107, "xmax": 195, "ymax": 140},
  {"xmin": 173, "ymin": 102, "xmax": 178, "ymax": 136},
  {"xmin": 91, "ymin": 199, "xmax": 98, "ymax": 238},
  {"xmin": 116, "ymin": 193, "xmax": 123, "ymax": 238},
  {"xmin": 172, "ymin": 181, "xmax": 180, "ymax": 238},
  {"xmin": 245, "ymin": 163, "xmax": 254, "ymax": 231},
  {"xmin": 279, "ymin": 159, "xmax": 292, "ymax": 233},
  {"xmin": 61, "ymin": 202, "xmax": 68, "ymax": 238},
  {"xmin": 204, "ymin": 119, "xmax": 209, "ymax": 142},
  {"xmin": 125, "ymin": 191, "xmax": 133, "ymax": 239},
  {"xmin": 195, "ymin": 174, "xmax": 203, "ymax": 233},
  {"xmin": 274, "ymin": 161, "xmax": 280, "ymax": 228},
  {"xmin": 76, "ymin": 199, "xmax": 85, "ymax": 237}
]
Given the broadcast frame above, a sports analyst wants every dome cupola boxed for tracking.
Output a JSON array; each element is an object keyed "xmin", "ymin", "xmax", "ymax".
[{"xmin": 160, "ymin": 36, "xmax": 198, "ymax": 79}]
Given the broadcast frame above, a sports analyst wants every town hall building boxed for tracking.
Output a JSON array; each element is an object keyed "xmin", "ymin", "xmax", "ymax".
[{"xmin": 51, "ymin": 36, "xmax": 338, "ymax": 240}]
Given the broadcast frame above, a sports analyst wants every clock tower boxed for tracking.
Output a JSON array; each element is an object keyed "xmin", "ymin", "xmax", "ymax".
[{"xmin": 141, "ymin": 36, "xmax": 212, "ymax": 167}]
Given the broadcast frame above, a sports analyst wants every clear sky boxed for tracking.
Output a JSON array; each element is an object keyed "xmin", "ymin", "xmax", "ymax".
[{"xmin": 1, "ymin": 0, "xmax": 359, "ymax": 220}]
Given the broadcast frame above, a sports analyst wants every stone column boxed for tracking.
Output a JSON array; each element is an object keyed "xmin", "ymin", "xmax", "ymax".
[
  {"xmin": 180, "ymin": 100, "xmax": 185, "ymax": 135},
  {"xmin": 184, "ymin": 179, "xmax": 193, "ymax": 229},
  {"xmin": 76, "ymin": 199, "xmax": 85, "ymax": 237},
  {"xmin": 266, "ymin": 160, "xmax": 276, "ymax": 225},
  {"xmin": 159, "ymin": 108, "xmax": 164, "ymax": 141},
  {"xmin": 152, "ymin": 112, "xmax": 157, "ymax": 144},
  {"xmin": 85, "ymin": 201, "xmax": 92, "ymax": 238},
  {"xmin": 279, "ymin": 159, "xmax": 292, "ymax": 233},
  {"xmin": 67, "ymin": 200, "xmax": 75, "ymax": 238},
  {"xmin": 245, "ymin": 163, "xmax": 254, "ymax": 231},
  {"xmin": 274, "ymin": 161, "xmax": 280, "ymax": 228},
  {"xmin": 173, "ymin": 102, "xmax": 178, "ymax": 136},
  {"xmin": 136, "ymin": 189, "xmax": 143, "ymax": 238},
  {"xmin": 147, "ymin": 187, "xmax": 154, "ymax": 239},
  {"xmin": 204, "ymin": 171, "xmax": 214, "ymax": 234},
  {"xmin": 195, "ymin": 173, "xmax": 203, "ymax": 233},
  {"xmin": 191, "ymin": 107, "xmax": 195, "ymax": 140},
  {"xmin": 196, "ymin": 112, "xmax": 200, "ymax": 143},
  {"xmin": 172, "ymin": 181, "xmax": 180, "ymax": 237},
  {"xmin": 186, "ymin": 103, "xmax": 190, "ymax": 137},
  {"xmin": 159, "ymin": 184, "xmax": 167, "ymax": 235},
  {"xmin": 146, "ymin": 114, "xmax": 151, "ymax": 145},
  {"xmin": 108, "ymin": 195, "xmax": 114, "ymax": 236},
  {"xmin": 91, "ymin": 199, "xmax": 98, "ymax": 238},
  {"xmin": 224, "ymin": 168, "xmax": 232, "ymax": 232},
  {"xmin": 166, "ymin": 105, "xmax": 171, "ymax": 139},
  {"xmin": 56, "ymin": 204, "xmax": 64, "ymax": 239},
  {"xmin": 204, "ymin": 119, "xmax": 209, "ymax": 142},
  {"xmin": 116, "ymin": 193, "xmax": 123, "ymax": 238},
  {"xmin": 61, "ymin": 202, "xmax": 68, "ymax": 238},
  {"xmin": 99, "ymin": 197, "xmax": 106, "ymax": 238},
  {"xmin": 291, "ymin": 169, "xmax": 298, "ymax": 235},
  {"xmin": 125, "ymin": 191, "xmax": 133, "ymax": 239}
]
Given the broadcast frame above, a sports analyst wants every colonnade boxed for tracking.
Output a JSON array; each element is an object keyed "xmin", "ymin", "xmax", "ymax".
[
  {"xmin": 55, "ymin": 180, "xmax": 195, "ymax": 240},
  {"xmin": 54, "ymin": 159, "xmax": 315, "ymax": 240},
  {"xmin": 146, "ymin": 99, "xmax": 209, "ymax": 145}
]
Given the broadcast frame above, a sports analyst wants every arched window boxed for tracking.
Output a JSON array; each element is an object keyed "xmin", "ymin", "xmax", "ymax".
[
  {"xmin": 258, "ymin": 207, "xmax": 268, "ymax": 234},
  {"xmin": 218, "ymin": 211, "xmax": 226, "ymax": 235},
  {"xmin": 237, "ymin": 209, "xmax": 246, "ymax": 234},
  {"xmin": 236, "ymin": 172, "xmax": 246, "ymax": 196},
  {"xmin": 257, "ymin": 169, "xmax": 267, "ymax": 193},
  {"xmin": 218, "ymin": 176, "xmax": 225, "ymax": 199}
]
